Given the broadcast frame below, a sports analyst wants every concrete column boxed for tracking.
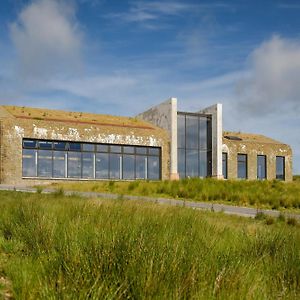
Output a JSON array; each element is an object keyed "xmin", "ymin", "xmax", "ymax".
[
  {"xmin": 136, "ymin": 98, "xmax": 179, "ymax": 180},
  {"xmin": 199, "ymin": 103, "xmax": 223, "ymax": 178}
]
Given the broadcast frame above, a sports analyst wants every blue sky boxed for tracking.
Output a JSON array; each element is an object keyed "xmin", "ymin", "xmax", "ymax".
[{"xmin": 0, "ymin": 0, "xmax": 300, "ymax": 173}]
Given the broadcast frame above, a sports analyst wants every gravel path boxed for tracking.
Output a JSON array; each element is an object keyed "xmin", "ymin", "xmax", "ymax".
[{"xmin": 0, "ymin": 184, "xmax": 299, "ymax": 220}]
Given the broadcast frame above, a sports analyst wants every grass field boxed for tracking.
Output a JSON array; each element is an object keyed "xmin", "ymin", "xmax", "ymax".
[
  {"xmin": 0, "ymin": 191, "xmax": 300, "ymax": 299},
  {"xmin": 49, "ymin": 177, "xmax": 300, "ymax": 211}
]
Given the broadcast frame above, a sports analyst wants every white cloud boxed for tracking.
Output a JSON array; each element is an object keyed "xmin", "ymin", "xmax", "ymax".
[
  {"xmin": 10, "ymin": 0, "xmax": 83, "ymax": 79},
  {"xmin": 236, "ymin": 35, "xmax": 300, "ymax": 114}
]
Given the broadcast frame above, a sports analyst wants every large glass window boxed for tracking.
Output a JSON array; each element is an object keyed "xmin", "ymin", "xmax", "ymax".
[
  {"xmin": 257, "ymin": 155, "xmax": 267, "ymax": 180},
  {"xmin": 237, "ymin": 154, "xmax": 247, "ymax": 179},
  {"xmin": 222, "ymin": 152, "xmax": 228, "ymax": 179},
  {"xmin": 276, "ymin": 156, "xmax": 285, "ymax": 180},
  {"xmin": 22, "ymin": 139, "xmax": 161, "ymax": 180},
  {"xmin": 177, "ymin": 112, "xmax": 212, "ymax": 179}
]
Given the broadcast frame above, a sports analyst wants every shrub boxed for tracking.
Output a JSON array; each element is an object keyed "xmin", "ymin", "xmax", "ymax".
[
  {"xmin": 265, "ymin": 216, "xmax": 275, "ymax": 225},
  {"xmin": 277, "ymin": 213, "xmax": 286, "ymax": 222},
  {"xmin": 255, "ymin": 212, "xmax": 266, "ymax": 220},
  {"xmin": 287, "ymin": 217, "xmax": 298, "ymax": 226}
]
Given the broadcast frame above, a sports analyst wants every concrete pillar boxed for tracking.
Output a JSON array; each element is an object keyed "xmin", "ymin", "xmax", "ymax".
[
  {"xmin": 199, "ymin": 103, "xmax": 223, "ymax": 178},
  {"xmin": 136, "ymin": 98, "xmax": 179, "ymax": 180}
]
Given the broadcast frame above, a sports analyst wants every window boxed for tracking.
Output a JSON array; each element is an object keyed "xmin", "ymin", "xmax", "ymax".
[
  {"xmin": 68, "ymin": 152, "xmax": 81, "ymax": 178},
  {"xmin": 96, "ymin": 153, "xmax": 109, "ymax": 179},
  {"xmin": 237, "ymin": 154, "xmax": 247, "ymax": 179},
  {"xmin": 148, "ymin": 156, "xmax": 160, "ymax": 180},
  {"xmin": 53, "ymin": 151, "xmax": 65, "ymax": 178},
  {"xmin": 123, "ymin": 155, "xmax": 135, "ymax": 179},
  {"xmin": 22, "ymin": 149, "xmax": 36, "ymax": 177},
  {"xmin": 38, "ymin": 150, "xmax": 52, "ymax": 177},
  {"xmin": 222, "ymin": 152, "xmax": 228, "ymax": 179},
  {"xmin": 22, "ymin": 139, "xmax": 161, "ymax": 180},
  {"xmin": 82, "ymin": 152, "xmax": 94, "ymax": 178},
  {"xmin": 257, "ymin": 155, "xmax": 267, "ymax": 180},
  {"xmin": 177, "ymin": 112, "xmax": 212, "ymax": 179},
  {"xmin": 276, "ymin": 156, "xmax": 285, "ymax": 180},
  {"xmin": 136, "ymin": 156, "xmax": 146, "ymax": 179}
]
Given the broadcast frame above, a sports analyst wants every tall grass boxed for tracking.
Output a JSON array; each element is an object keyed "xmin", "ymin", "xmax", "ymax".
[
  {"xmin": 0, "ymin": 191, "xmax": 300, "ymax": 299},
  {"xmin": 51, "ymin": 178, "xmax": 300, "ymax": 210}
]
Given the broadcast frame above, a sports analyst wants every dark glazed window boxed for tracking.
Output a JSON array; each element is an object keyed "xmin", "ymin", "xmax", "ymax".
[
  {"xmin": 257, "ymin": 155, "xmax": 267, "ymax": 180},
  {"xmin": 237, "ymin": 154, "xmax": 247, "ymax": 179},
  {"xmin": 186, "ymin": 115, "xmax": 198, "ymax": 149},
  {"xmin": 110, "ymin": 145, "xmax": 121, "ymax": 153},
  {"xmin": 276, "ymin": 156, "xmax": 285, "ymax": 180},
  {"xmin": 82, "ymin": 144, "xmax": 95, "ymax": 152},
  {"xmin": 23, "ymin": 140, "xmax": 37, "ymax": 148},
  {"xmin": 222, "ymin": 153, "xmax": 228, "ymax": 179},
  {"xmin": 199, "ymin": 117, "xmax": 207, "ymax": 150},
  {"xmin": 136, "ymin": 147, "xmax": 147, "ymax": 155},
  {"xmin": 199, "ymin": 151, "xmax": 208, "ymax": 177},
  {"xmin": 177, "ymin": 113, "xmax": 212, "ymax": 179},
  {"xmin": 69, "ymin": 142, "xmax": 81, "ymax": 151},
  {"xmin": 39, "ymin": 141, "xmax": 52, "ymax": 150},
  {"xmin": 22, "ymin": 149, "xmax": 36, "ymax": 177},
  {"xmin": 177, "ymin": 114, "xmax": 185, "ymax": 148},
  {"xmin": 54, "ymin": 142, "xmax": 66, "ymax": 150},
  {"xmin": 186, "ymin": 150, "xmax": 198, "ymax": 177},
  {"xmin": 97, "ymin": 145, "xmax": 108, "ymax": 152}
]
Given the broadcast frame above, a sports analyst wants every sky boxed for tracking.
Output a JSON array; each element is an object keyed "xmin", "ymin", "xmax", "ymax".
[{"xmin": 0, "ymin": 0, "xmax": 300, "ymax": 173}]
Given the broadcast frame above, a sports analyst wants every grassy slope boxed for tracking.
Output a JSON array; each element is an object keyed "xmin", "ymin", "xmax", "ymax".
[
  {"xmin": 0, "ymin": 191, "xmax": 300, "ymax": 299},
  {"xmin": 49, "ymin": 178, "xmax": 300, "ymax": 211}
]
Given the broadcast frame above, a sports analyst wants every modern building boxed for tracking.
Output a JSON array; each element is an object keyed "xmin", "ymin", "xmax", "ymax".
[{"xmin": 0, "ymin": 98, "xmax": 292, "ymax": 185}]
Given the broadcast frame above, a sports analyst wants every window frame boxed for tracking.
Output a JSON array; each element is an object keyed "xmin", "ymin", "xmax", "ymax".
[
  {"xmin": 257, "ymin": 155, "xmax": 267, "ymax": 180},
  {"xmin": 22, "ymin": 138, "xmax": 161, "ymax": 181},
  {"xmin": 276, "ymin": 156, "xmax": 285, "ymax": 181},
  {"xmin": 237, "ymin": 153, "xmax": 247, "ymax": 179},
  {"xmin": 177, "ymin": 112, "xmax": 212, "ymax": 179},
  {"xmin": 222, "ymin": 152, "xmax": 228, "ymax": 179}
]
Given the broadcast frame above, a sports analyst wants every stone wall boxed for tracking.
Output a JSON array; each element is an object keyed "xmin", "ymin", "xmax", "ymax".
[
  {"xmin": 0, "ymin": 115, "xmax": 170, "ymax": 185},
  {"xmin": 136, "ymin": 98, "xmax": 178, "ymax": 180},
  {"xmin": 223, "ymin": 138, "xmax": 293, "ymax": 181}
]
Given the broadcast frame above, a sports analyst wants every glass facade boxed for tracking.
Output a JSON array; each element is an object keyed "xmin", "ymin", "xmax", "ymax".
[
  {"xmin": 222, "ymin": 152, "xmax": 228, "ymax": 179},
  {"xmin": 276, "ymin": 156, "xmax": 285, "ymax": 180},
  {"xmin": 22, "ymin": 139, "xmax": 161, "ymax": 180},
  {"xmin": 257, "ymin": 155, "xmax": 267, "ymax": 180},
  {"xmin": 177, "ymin": 112, "xmax": 212, "ymax": 178},
  {"xmin": 237, "ymin": 154, "xmax": 247, "ymax": 179}
]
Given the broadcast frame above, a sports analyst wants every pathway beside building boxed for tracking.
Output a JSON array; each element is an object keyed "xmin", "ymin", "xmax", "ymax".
[{"xmin": 1, "ymin": 184, "xmax": 299, "ymax": 220}]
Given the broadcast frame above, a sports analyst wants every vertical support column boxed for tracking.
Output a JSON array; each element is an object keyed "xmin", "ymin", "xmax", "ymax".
[
  {"xmin": 170, "ymin": 98, "xmax": 179, "ymax": 180},
  {"xmin": 136, "ymin": 97, "xmax": 179, "ymax": 180},
  {"xmin": 199, "ymin": 103, "xmax": 223, "ymax": 179}
]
